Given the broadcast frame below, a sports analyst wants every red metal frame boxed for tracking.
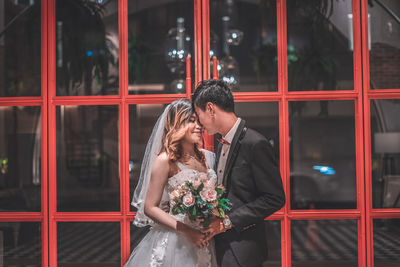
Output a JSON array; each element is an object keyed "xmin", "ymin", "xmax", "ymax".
[{"xmin": 0, "ymin": 0, "xmax": 399, "ymax": 266}]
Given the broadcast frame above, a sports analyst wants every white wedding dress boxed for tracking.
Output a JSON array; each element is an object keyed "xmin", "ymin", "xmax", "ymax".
[{"xmin": 124, "ymin": 150, "xmax": 218, "ymax": 267}]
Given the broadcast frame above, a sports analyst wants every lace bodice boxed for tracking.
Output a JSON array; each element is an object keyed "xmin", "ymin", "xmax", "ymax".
[{"xmin": 160, "ymin": 150, "xmax": 217, "ymax": 216}]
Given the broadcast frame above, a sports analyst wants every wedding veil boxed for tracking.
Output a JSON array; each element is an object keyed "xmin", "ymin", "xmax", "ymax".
[{"xmin": 131, "ymin": 103, "xmax": 172, "ymax": 227}]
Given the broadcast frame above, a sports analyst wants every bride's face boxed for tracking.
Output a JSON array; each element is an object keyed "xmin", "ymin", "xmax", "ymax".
[{"xmin": 183, "ymin": 113, "xmax": 203, "ymax": 144}]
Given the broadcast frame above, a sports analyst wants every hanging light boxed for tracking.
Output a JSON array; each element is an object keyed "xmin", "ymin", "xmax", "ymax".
[
  {"xmin": 165, "ymin": 17, "xmax": 191, "ymax": 74},
  {"xmin": 219, "ymin": 55, "xmax": 240, "ymax": 90}
]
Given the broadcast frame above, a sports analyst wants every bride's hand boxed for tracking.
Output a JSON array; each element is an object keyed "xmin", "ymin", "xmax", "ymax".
[{"xmin": 177, "ymin": 222, "xmax": 209, "ymax": 248}]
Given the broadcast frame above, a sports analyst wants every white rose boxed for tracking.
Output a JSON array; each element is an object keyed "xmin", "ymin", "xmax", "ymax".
[{"xmin": 204, "ymin": 178, "xmax": 216, "ymax": 189}]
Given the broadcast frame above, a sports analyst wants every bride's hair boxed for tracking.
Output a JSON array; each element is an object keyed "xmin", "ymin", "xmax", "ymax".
[{"xmin": 161, "ymin": 99, "xmax": 205, "ymax": 163}]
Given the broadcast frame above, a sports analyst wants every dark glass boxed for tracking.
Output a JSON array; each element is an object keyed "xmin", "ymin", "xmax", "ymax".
[
  {"xmin": 291, "ymin": 220, "xmax": 358, "ymax": 267},
  {"xmin": 210, "ymin": 0, "xmax": 277, "ymax": 91},
  {"xmin": 373, "ymin": 219, "xmax": 400, "ymax": 267},
  {"xmin": 129, "ymin": 104, "xmax": 167, "ymax": 211},
  {"xmin": 56, "ymin": 0, "xmax": 119, "ymax": 96},
  {"xmin": 369, "ymin": 1, "xmax": 400, "ymax": 89},
  {"xmin": 371, "ymin": 100, "xmax": 400, "ymax": 208},
  {"xmin": 0, "ymin": 106, "xmax": 41, "ymax": 211},
  {"xmin": 130, "ymin": 224, "xmax": 150, "ymax": 250},
  {"xmin": 0, "ymin": 222, "xmax": 41, "ymax": 266},
  {"xmin": 263, "ymin": 220, "xmax": 281, "ymax": 267},
  {"xmin": 58, "ymin": 222, "xmax": 120, "ymax": 266},
  {"xmin": 128, "ymin": 0, "xmax": 194, "ymax": 94},
  {"xmin": 287, "ymin": 0, "xmax": 354, "ymax": 91},
  {"xmin": 235, "ymin": 102, "xmax": 279, "ymax": 158},
  {"xmin": 0, "ymin": 0, "xmax": 41, "ymax": 97},
  {"xmin": 289, "ymin": 101, "xmax": 356, "ymax": 209},
  {"xmin": 56, "ymin": 105, "xmax": 119, "ymax": 211}
]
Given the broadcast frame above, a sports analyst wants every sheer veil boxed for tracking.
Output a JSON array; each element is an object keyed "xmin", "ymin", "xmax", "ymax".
[{"xmin": 131, "ymin": 103, "xmax": 171, "ymax": 227}]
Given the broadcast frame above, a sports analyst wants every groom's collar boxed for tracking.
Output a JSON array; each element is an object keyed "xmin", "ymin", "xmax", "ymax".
[{"xmin": 222, "ymin": 118, "xmax": 241, "ymax": 144}]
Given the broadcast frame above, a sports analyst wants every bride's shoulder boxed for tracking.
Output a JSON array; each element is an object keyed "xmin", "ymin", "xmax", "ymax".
[{"xmin": 153, "ymin": 152, "xmax": 170, "ymax": 169}]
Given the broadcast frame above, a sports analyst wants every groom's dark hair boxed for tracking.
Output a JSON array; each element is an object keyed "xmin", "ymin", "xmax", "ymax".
[{"xmin": 191, "ymin": 79, "xmax": 235, "ymax": 113}]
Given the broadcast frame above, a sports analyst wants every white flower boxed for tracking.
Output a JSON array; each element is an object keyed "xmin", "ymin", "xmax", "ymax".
[
  {"xmin": 170, "ymin": 190, "xmax": 181, "ymax": 201},
  {"xmin": 193, "ymin": 178, "xmax": 202, "ymax": 190},
  {"xmin": 204, "ymin": 178, "xmax": 216, "ymax": 189},
  {"xmin": 183, "ymin": 192, "xmax": 195, "ymax": 207}
]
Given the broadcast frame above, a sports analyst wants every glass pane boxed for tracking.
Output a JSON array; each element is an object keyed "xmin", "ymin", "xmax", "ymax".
[
  {"xmin": 56, "ymin": 0, "xmax": 119, "ymax": 96},
  {"xmin": 58, "ymin": 222, "xmax": 120, "ymax": 266},
  {"xmin": 373, "ymin": 219, "xmax": 400, "ymax": 267},
  {"xmin": 129, "ymin": 104, "xmax": 167, "ymax": 211},
  {"xmin": 263, "ymin": 220, "xmax": 281, "ymax": 267},
  {"xmin": 0, "ymin": 222, "xmax": 41, "ymax": 266},
  {"xmin": 130, "ymin": 224, "xmax": 150, "ymax": 250},
  {"xmin": 291, "ymin": 220, "xmax": 358, "ymax": 267},
  {"xmin": 235, "ymin": 102, "xmax": 279, "ymax": 158},
  {"xmin": 369, "ymin": 1, "xmax": 400, "ymax": 89},
  {"xmin": 289, "ymin": 101, "xmax": 356, "ymax": 209},
  {"xmin": 56, "ymin": 105, "xmax": 119, "ymax": 211},
  {"xmin": 371, "ymin": 99, "xmax": 400, "ymax": 208},
  {"xmin": 128, "ymin": 0, "xmax": 194, "ymax": 94},
  {"xmin": 0, "ymin": 0, "xmax": 41, "ymax": 97},
  {"xmin": 287, "ymin": 0, "xmax": 354, "ymax": 91},
  {"xmin": 210, "ymin": 0, "xmax": 277, "ymax": 91},
  {"xmin": 0, "ymin": 106, "xmax": 41, "ymax": 212}
]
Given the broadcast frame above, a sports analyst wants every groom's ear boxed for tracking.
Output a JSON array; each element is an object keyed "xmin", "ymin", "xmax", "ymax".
[{"xmin": 206, "ymin": 102, "xmax": 215, "ymax": 113}]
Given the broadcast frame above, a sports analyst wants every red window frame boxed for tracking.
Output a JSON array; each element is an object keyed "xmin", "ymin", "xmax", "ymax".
[{"xmin": 0, "ymin": 0, "xmax": 398, "ymax": 266}]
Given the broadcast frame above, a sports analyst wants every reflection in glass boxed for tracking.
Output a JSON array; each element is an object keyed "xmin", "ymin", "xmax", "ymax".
[
  {"xmin": 0, "ymin": 106, "xmax": 41, "ymax": 211},
  {"xmin": 369, "ymin": 1, "xmax": 400, "ymax": 89},
  {"xmin": 291, "ymin": 220, "xmax": 357, "ymax": 267},
  {"xmin": 129, "ymin": 104, "xmax": 166, "ymax": 210},
  {"xmin": 56, "ymin": 106, "xmax": 119, "ymax": 211},
  {"xmin": 130, "ymin": 224, "xmax": 150, "ymax": 250},
  {"xmin": 373, "ymin": 219, "xmax": 400, "ymax": 267},
  {"xmin": 371, "ymin": 100, "xmax": 400, "ymax": 208},
  {"xmin": 0, "ymin": 222, "xmax": 41, "ymax": 266},
  {"xmin": 58, "ymin": 222, "xmax": 120, "ymax": 266},
  {"xmin": 287, "ymin": 0, "xmax": 354, "ymax": 91},
  {"xmin": 210, "ymin": 0, "xmax": 278, "ymax": 91},
  {"xmin": 56, "ymin": 0, "xmax": 119, "ymax": 96},
  {"xmin": 235, "ymin": 102, "xmax": 279, "ymax": 158},
  {"xmin": 128, "ymin": 0, "xmax": 194, "ymax": 94},
  {"xmin": 0, "ymin": 0, "xmax": 41, "ymax": 97},
  {"xmin": 290, "ymin": 101, "xmax": 356, "ymax": 209},
  {"xmin": 263, "ymin": 220, "xmax": 281, "ymax": 267}
]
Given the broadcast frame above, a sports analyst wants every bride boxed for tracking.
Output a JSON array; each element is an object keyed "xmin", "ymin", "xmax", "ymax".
[{"xmin": 124, "ymin": 99, "xmax": 218, "ymax": 267}]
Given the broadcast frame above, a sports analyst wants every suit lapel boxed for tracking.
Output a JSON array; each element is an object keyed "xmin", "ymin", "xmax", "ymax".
[
  {"xmin": 215, "ymin": 141, "xmax": 222, "ymax": 170},
  {"xmin": 223, "ymin": 119, "xmax": 247, "ymax": 186}
]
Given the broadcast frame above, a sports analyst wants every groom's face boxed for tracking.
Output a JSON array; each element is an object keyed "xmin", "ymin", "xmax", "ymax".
[{"xmin": 194, "ymin": 104, "xmax": 217, "ymax": 135}]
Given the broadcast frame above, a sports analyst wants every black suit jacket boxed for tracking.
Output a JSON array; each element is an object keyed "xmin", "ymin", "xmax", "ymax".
[{"xmin": 214, "ymin": 119, "xmax": 285, "ymax": 267}]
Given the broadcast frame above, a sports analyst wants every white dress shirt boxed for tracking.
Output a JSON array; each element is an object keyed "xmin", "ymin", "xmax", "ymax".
[{"xmin": 217, "ymin": 118, "xmax": 241, "ymax": 184}]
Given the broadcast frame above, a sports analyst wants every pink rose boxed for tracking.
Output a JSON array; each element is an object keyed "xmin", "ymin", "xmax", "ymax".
[
  {"xmin": 183, "ymin": 193, "xmax": 195, "ymax": 207},
  {"xmin": 200, "ymin": 189, "xmax": 218, "ymax": 202}
]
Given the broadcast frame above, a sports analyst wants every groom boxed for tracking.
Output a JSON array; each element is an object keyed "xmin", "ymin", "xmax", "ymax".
[{"xmin": 192, "ymin": 80, "xmax": 285, "ymax": 267}]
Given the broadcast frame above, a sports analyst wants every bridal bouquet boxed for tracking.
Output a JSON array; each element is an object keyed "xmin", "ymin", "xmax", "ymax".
[{"xmin": 170, "ymin": 173, "xmax": 232, "ymax": 228}]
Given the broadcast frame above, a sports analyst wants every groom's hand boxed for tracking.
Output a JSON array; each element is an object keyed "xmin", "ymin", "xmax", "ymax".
[{"xmin": 201, "ymin": 218, "xmax": 226, "ymax": 242}]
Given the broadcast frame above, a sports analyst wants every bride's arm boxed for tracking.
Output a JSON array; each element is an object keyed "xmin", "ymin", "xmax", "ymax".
[{"xmin": 143, "ymin": 153, "xmax": 207, "ymax": 247}]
